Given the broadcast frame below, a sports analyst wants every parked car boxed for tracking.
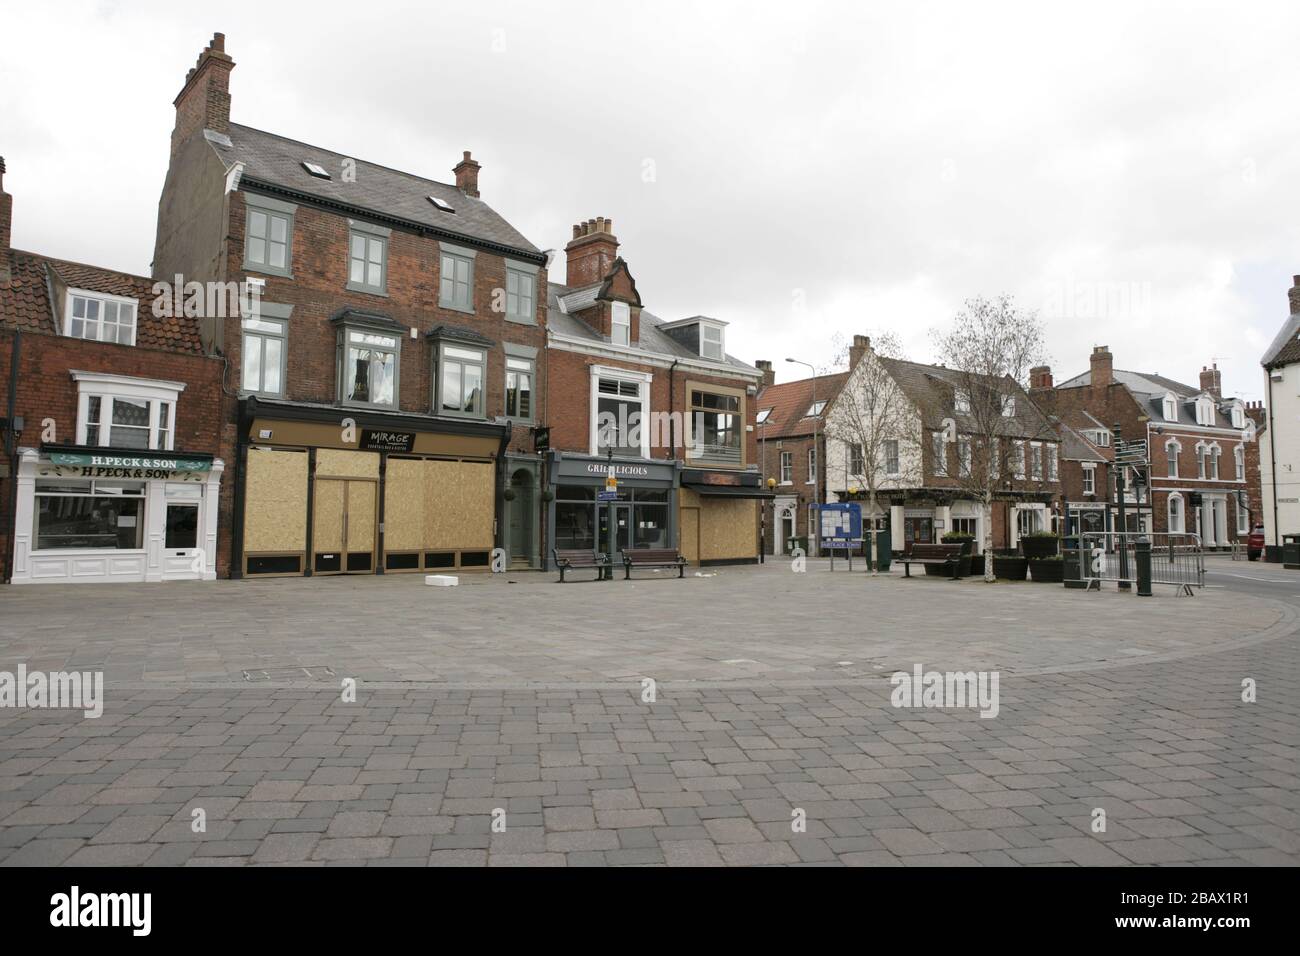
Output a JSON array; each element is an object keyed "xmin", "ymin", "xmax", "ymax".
[{"xmin": 1248, "ymin": 525, "xmax": 1265, "ymax": 561}]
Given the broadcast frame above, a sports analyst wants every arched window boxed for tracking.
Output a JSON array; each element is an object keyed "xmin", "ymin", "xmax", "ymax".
[
  {"xmin": 1168, "ymin": 493, "xmax": 1184, "ymax": 534},
  {"xmin": 1163, "ymin": 393, "xmax": 1178, "ymax": 421},
  {"xmin": 1235, "ymin": 445, "xmax": 1245, "ymax": 481},
  {"xmin": 1210, "ymin": 444, "xmax": 1221, "ymax": 480},
  {"xmin": 1195, "ymin": 442, "xmax": 1207, "ymax": 479},
  {"xmin": 1166, "ymin": 439, "xmax": 1181, "ymax": 478}
]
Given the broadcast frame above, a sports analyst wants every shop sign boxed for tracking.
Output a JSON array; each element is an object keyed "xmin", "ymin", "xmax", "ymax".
[
  {"xmin": 48, "ymin": 451, "xmax": 212, "ymax": 475},
  {"xmin": 361, "ymin": 429, "xmax": 416, "ymax": 452},
  {"xmin": 586, "ymin": 463, "xmax": 649, "ymax": 478}
]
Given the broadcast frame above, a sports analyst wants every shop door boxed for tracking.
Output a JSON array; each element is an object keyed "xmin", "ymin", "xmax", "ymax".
[
  {"xmin": 313, "ymin": 478, "xmax": 377, "ymax": 574},
  {"xmin": 163, "ymin": 500, "xmax": 201, "ymax": 578},
  {"xmin": 508, "ymin": 470, "xmax": 534, "ymax": 567},
  {"xmin": 903, "ymin": 516, "xmax": 933, "ymax": 550},
  {"xmin": 599, "ymin": 502, "xmax": 634, "ymax": 559}
]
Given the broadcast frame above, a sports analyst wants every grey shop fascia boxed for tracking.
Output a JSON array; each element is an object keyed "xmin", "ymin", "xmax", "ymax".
[{"xmin": 545, "ymin": 451, "xmax": 680, "ymax": 567}]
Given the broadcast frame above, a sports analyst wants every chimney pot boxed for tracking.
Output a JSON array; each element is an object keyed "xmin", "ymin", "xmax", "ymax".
[
  {"xmin": 1289, "ymin": 275, "xmax": 1300, "ymax": 315},
  {"xmin": 565, "ymin": 213, "xmax": 621, "ymax": 288},
  {"xmin": 453, "ymin": 150, "xmax": 481, "ymax": 198},
  {"xmin": 1089, "ymin": 345, "xmax": 1113, "ymax": 387},
  {"xmin": 212, "ymin": 32, "xmax": 225, "ymax": 51}
]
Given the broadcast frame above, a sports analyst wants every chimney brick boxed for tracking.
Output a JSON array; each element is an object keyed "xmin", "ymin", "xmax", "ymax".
[
  {"xmin": 1029, "ymin": 365, "xmax": 1053, "ymax": 389},
  {"xmin": 0, "ymin": 156, "xmax": 11, "ymax": 285},
  {"xmin": 755, "ymin": 359, "xmax": 775, "ymax": 389},
  {"xmin": 848, "ymin": 334, "xmax": 871, "ymax": 370},
  {"xmin": 1090, "ymin": 346, "xmax": 1113, "ymax": 388},
  {"xmin": 171, "ymin": 33, "xmax": 235, "ymax": 156},
  {"xmin": 1290, "ymin": 275, "xmax": 1300, "ymax": 316},
  {"xmin": 453, "ymin": 150, "xmax": 481, "ymax": 198},
  {"xmin": 1200, "ymin": 363, "xmax": 1222, "ymax": 399},
  {"xmin": 565, "ymin": 217, "xmax": 619, "ymax": 288}
]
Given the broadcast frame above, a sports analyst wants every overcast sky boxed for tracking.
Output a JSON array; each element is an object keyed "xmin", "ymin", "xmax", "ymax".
[{"xmin": 3, "ymin": 1, "xmax": 1298, "ymax": 399}]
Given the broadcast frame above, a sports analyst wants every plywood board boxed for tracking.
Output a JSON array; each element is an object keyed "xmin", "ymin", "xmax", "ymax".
[
  {"xmin": 244, "ymin": 448, "xmax": 308, "ymax": 553},
  {"xmin": 680, "ymin": 507, "xmax": 700, "ymax": 564},
  {"xmin": 383, "ymin": 458, "xmax": 425, "ymax": 552},
  {"xmin": 313, "ymin": 480, "xmax": 345, "ymax": 552},
  {"xmin": 699, "ymin": 498, "xmax": 758, "ymax": 561},
  {"xmin": 316, "ymin": 448, "xmax": 379, "ymax": 479},
  {"xmin": 347, "ymin": 481, "xmax": 376, "ymax": 553},
  {"xmin": 424, "ymin": 459, "xmax": 494, "ymax": 551}
]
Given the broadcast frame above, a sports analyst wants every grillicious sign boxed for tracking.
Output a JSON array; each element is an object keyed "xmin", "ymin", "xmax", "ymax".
[{"xmin": 47, "ymin": 451, "xmax": 212, "ymax": 476}]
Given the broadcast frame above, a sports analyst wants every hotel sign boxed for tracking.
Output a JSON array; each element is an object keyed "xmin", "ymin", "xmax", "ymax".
[{"xmin": 48, "ymin": 451, "xmax": 212, "ymax": 475}]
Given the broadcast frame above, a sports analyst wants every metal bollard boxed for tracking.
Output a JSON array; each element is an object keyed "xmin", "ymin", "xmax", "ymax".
[{"xmin": 1135, "ymin": 539, "xmax": 1152, "ymax": 597}]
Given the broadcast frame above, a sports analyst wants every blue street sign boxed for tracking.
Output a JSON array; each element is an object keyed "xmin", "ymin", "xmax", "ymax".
[{"xmin": 597, "ymin": 491, "xmax": 620, "ymax": 501}]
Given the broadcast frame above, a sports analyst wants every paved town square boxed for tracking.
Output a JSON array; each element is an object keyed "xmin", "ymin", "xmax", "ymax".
[{"xmin": 1, "ymin": 558, "xmax": 1296, "ymax": 867}]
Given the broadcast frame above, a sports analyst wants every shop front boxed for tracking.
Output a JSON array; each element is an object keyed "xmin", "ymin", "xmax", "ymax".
[
  {"xmin": 10, "ymin": 445, "xmax": 223, "ymax": 584},
  {"xmin": 679, "ymin": 468, "xmax": 768, "ymax": 566},
  {"xmin": 235, "ymin": 397, "xmax": 507, "ymax": 578},
  {"xmin": 546, "ymin": 452, "xmax": 678, "ymax": 567}
]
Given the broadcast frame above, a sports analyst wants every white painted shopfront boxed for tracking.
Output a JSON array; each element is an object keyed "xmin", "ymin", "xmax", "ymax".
[{"xmin": 10, "ymin": 447, "xmax": 223, "ymax": 584}]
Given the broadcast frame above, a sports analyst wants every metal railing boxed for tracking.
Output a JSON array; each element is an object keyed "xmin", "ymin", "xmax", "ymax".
[{"xmin": 1078, "ymin": 531, "xmax": 1204, "ymax": 593}]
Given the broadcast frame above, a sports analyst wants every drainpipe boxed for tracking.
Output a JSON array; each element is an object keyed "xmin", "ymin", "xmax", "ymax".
[
  {"xmin": 1268, "ymin": 368, "xmax": 1280, "ymax": 547},
  {"xmin": 3, "ymin": 330, "xmax": 20, "ymax": 584},
  {"xmin": 668, "ymin": 359, "xmax": 681, "ymax": 460}
]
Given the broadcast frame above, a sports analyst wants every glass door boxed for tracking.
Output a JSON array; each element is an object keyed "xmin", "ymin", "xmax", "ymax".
[{"xmin": 599, "ymin": 502, "xmax": 634, "ymax": 560}]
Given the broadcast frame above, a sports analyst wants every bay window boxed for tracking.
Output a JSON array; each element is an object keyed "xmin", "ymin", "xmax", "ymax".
[
  {"xmin": 688, "ymin": 387, "xmax": 742, "ymax": 465},
  {"xmin": 74, "ymin": 372, "xmax": 182, "ymax": 451},
  {"xmin": 341, "ymin": 327, "xmax": 399, "ymax": 408}
]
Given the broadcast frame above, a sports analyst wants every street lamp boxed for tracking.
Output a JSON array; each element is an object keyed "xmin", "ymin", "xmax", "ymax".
[{"xmin": 787, "ymin": 358, "xmax": 818, "ymax": 554}]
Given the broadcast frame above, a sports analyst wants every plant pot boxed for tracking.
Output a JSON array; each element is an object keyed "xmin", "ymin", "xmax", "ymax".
[
  {"xmin": 993, "ymin": 555, "xmax": 1027, "ymax": 581},
  {"xmin": 1021, "ymin": 536, "xmax": 1059, "ymax": 559},
  {"xmin": 1028, "ymin": 558, "xmax": 1064, "ymax": 583}
]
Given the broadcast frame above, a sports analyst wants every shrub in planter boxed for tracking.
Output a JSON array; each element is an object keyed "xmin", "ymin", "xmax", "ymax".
[
  {"xmin": 992, "ymin": 553, "xmax": 1028, "ymax": 580},
  {"xmin": 1020, "ymin": 531, "xmax": 1060, "ymax": 559},
  {"xmin": 1028, "ymin": 555, "xmax": 1064, "ymax": 583}
]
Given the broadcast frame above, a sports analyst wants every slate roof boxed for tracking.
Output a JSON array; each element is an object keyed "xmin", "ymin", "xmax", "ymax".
[
  {"xmin": 1056, "ymin": 367, "xmax": 1242, "ymax": 431},
  {"xmin": 755, "ymin": 372, "xmax": 851, "ymax": 440},
  {"xmin": 210, "ymin": 124, "xmax": 542, "ymax": 259},
  {"xmin": 877, "ymin": 357, "xmax": 1059, "ymax": 440},
  {"xmin": 545, "ymin": 281, "xmax": 759, "ymax": 377},
  {"xmin": 1, "ymin": 249, "xmax": 203, "ymax": 353}
]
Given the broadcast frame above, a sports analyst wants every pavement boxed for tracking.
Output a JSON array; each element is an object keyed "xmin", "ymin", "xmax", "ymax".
[{"xmin": 0, "ymin": 557, "xmax": 1297, "ymax": 866}]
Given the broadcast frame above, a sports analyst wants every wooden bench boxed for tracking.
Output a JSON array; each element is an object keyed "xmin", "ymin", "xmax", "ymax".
[
  {"xmin": 621, "ymin": 547, "xmax": 687, "ymax": 579},
  {"xmin": 901, "ymin": 543, "xmax": 963, "ymax": 579},
  {"xmin": 553, "ymin": 548, "xmax": 611, "ymax": 583}
]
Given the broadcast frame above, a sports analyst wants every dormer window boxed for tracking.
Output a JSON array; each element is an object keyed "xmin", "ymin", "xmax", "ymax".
[
  {"xmin": 1163, "ymin": 393, "xmax": 1178, "ymax": 421},
  {"xmin": 65, "ymin": 290, "xmax": 137, "ymax": 346},
  {"xmin": 1001, "ymin": 395, "xmax": 1016, "ymax": 417},
  {"xmin": 700, "ymin": 323, "xmax": 724, "ymax": 361},
  {"xmin": 1195, "ymin": 396, "xmax": 1215, "ymax": 426},
  {"xmin": 1231, "ymin": 404, "xmax": 1245, "ymax": 429},
  {"xmin": 611, "ymin": 301, "xmax": 631, "ymax": 347},
  {"xmin": 954, "ymin": 390, "xmax": 971, "ymax": 414}
]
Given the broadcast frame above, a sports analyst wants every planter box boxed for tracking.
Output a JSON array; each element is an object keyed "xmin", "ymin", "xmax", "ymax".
[
  {"xmin": 1021, "ymin": 536, "xmax": 1059, "ymax": 559},
  {"xmin": 969, "ymin": 554, "xmax": 985, "ymax": 577},
  {"xmin": 993, "ymin": 555, "xmax": 1028, "ymax": 581},
  {"xmin": 1028, "ymin": 559, "xmax": 1064, "ymax": 583}
]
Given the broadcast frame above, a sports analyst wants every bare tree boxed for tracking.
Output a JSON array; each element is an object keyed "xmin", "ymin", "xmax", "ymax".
[
  {"xmin": 932, "ymin": 295, "xmax": 1048, "ymax": 581},
  {"xmin": 824, "ymin": 333, "xmax": 922, "ymax": 574}
]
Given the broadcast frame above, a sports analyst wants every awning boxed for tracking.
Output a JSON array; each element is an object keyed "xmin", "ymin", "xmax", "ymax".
[{"xmin": 682, "ymin": 482, "xmax": 774, "ymax": 499}]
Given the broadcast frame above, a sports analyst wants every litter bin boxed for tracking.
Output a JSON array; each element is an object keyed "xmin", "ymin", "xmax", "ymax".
[
  {"xmin": 874, "ymin": 529, "xmax": 891, "ymax": 572},
  {"xmin": 1283, "ymin": 534, "xmax": 1300, "ymax": 570},
  {"xmin": 1063, "ymin": 548, "xmax": 1086, "ymax": 589}
]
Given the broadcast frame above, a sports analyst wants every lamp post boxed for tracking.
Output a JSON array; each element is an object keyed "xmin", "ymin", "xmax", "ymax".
[{"xmin": 787, "ymin": 357, "xmax": 818, "ymax": 556}]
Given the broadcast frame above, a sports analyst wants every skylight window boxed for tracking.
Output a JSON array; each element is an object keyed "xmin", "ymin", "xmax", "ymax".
[
  {"xmin": 807, "ymin": 401, "xmax": 827, "ymax": 417},
  {"xmin": 428, "ymin": 195, "xmax": 456, "ymax": 213},
  {"xmin": 756, "ymin": 408, "xmax": 772, "ymax": 424},
  {"xmin": 302, "ymin": 161, "xmax": 331, "ymax": 180}
]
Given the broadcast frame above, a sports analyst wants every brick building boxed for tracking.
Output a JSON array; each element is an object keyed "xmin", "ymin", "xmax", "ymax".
[
  {"xmin": 544, "ymin": 219, "xmax": 767, "ymax": 567},
  {"xmin": 1043, "ymin": 345, "xmax": 1257, "ymax": 548},
  {"xmin": 1, "ymin": 158, "xmax": 227, "ymax": 584},
  {"xmin": 1024, "ymin": 375, "xmax": 1114, "ymax": 538},
  {"xmin": 752, "ymin": 362, "xmax": 849, "ymax": 556},
  {"xmin": 151, "ymin": 34, "xmax": 549, "ymax": 578},
  {"xmin": 1258, "ymin": 276, "xmax": 1300, "ymax": 548}
]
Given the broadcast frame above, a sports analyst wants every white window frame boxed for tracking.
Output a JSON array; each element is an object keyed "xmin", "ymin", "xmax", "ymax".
[
  {"xmin": 1163, "ymin": 393, "xmax": 1178, "ymax": 422},
  {"xmin": 1235, "ymin": 445, "xmax": 1245, "ymax": 481},
  {"xmin": 589, "ymin": 365, "xmax": 651, "ymax": 458},
  {"xmin": 611, "ymin": 302, "xmax": 631, "ymax": 347},
  {"xmin": 756, "ymin": 408, "xmax": 772, "ymax": 425},
  {"xmin": 807, "ymin": 447, "xmax": 817, "ymax": 485},
  {"xmin": 1210, "ymin": 443, "xmax": 1221, "ymax": 480},
  {"xmin": 1196, "ymin": 442, "xmax": 1207, "ymax": 479},
  {"xmin": 779, "ymin": 451, "xmax": 793, "ymax": 484},
  {"xmin": 1166, "ymin": 439, "xmax": 1181, "ymax": 478},
  {"xmin": 883, "ymin": 439, "xmax": 900, "ymax": 476},
  {"xmin": 1001, "ymin": 394, "xmax": 1016, "ymax": 417},
  {"xmin": 1082, "ymin": 463, "xmax": 1096, "ymax": 495},
  {"xmin": 435, "ymin": 341, "xmax": 485, "ymax": 418},
  {"xmin": 954, "ymin": 389, "xmax": 971, "ymax": 414},
  {"xmin": 1030, "ymin": 442, "xmax": 1043, "ymax": 480},
  {"xmin": 1046, "ymin": 443, "xmax": 1058, "ymax": 481},
  {"xmin": 849, "ymin": 443, "xmax": 865, "ymax": 476},
  {"xmin": 72, "ymin": 371, "xmax": 184, "ymax": 451},
  {"xmin": 700, "ymin": 322, "xmax": 725, "ymax": 361},
  {"xmin": 1196, "ymin": 396, "xmax": 1215, "ymax": 426},
  {"xmin": 958, "ymin": 437, "xmax": 972, "ymax": 477},
  {"xmin": 1231, "ymin": 404, "xmax": 1245, "ymax": 429},
  {"xmin": 64, "ymin": 289, "xmax": 138, "ymax": 346},
  {"xmin": 1013, "ymin": 441, "xmax": 1026, "ymax": 479},
  {"xmin": 931, "ymin": 431, "xmax": 947, "ymax": 477},
  {"xmin": 1168, "ymin": 492, "xmax": 1185, "ymax": 534}
]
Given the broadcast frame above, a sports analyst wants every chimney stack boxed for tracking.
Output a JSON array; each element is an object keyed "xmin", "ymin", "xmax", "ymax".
[
  {"xmin": 1090, "ymin": 345, "xmax": 1113, "ymax": 387},
  {"xmin": 1290, "ymin": 275, "xmax": 1300, "ymax": 316},
  {"xmin": 1200, "ymin": 363, "xmax": 1222, "ymax": 399},
  {"xmin": 171, "ymin": 33, "xmax": 235, "ymax": 156},
  {"xmin": 848, "ymin": 334, "xmax": 872, "ymax": 370},
  {"xmin": 755, "ymin": 360, "xmax": 775, "ymax": 390},
  {"xmin": 453, "ymin": 150, "xmax": 481, "ymax": 198},
  {"xmin": 1029, "ymin": 365, "xmax": 1053, "ymax": 390},
  {"xmin": 565, "ymin": 217, "xmax": 619, "ymax": 287}
]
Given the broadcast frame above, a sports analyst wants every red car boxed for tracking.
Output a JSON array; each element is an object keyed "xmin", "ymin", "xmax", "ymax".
[{"xmin": 1247, "ymin": 525, "xmax": 1265, "ymax": 561}]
